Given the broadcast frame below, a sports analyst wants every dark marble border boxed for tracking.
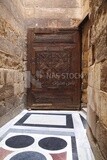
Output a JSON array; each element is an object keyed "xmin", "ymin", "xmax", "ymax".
[
  {"xmin": 15, "ymin": 113, "xmax": 74, "ymax": 128},
  {"xmin": 79, "ymin": 114, "xmax": 87, "ymax": 129},
  {"xmin": 71, "ymin": 136, "xmax": 78, "ymax": 160}
]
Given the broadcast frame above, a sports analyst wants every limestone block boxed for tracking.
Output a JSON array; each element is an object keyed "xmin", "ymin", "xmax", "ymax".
[
  {"xmin": 94, "ymin": 89, "xmax": 101, "ymax": 116},
  {"xmin": 0, "ymin": 86, "xmax": 4, "ymax": 101},
  {"xmin": 0, "ymin": 17, "xmax": 7, "ymax": 36},
  {"xmin": 88, "ymin": 47, "xmax": 95, "ymax": 67},
  {"xmin": 25, "ymin": 8, "xmax": 82, "ymax": 19},
  {"xmin": 88, "ymin": 65, "xmax": 94, "ymax": 87},
  {"xmin": 95, "ymin": 28, "xmax": 107, "ymax": 63},
  {"xmin": 87, "ymin": 105, "xmax": 98, "ymax": 137},
  {"xmin": 17, "ymin": 72, "xmax": 24, "ymax": 83},
  {"xmin": 82, "ymin": 50, "xmax": 89, "ymax": 68},
  {"xmin": 87, "ymin": 86, "xmax": 95, "ymax": 111},
  {"xmin": 19, "ymin": 94, "xmax": 26, "ymax": 105},
  {"xmin": 82, "ymin": 24, "xmax": 90, "ymax": 52},
  {"xmin": 0, "ymin": 4, "xmax": 24, "ymax": 36},
  {"xmin": 22, "ymin": 0, "xmax": 82, "ymax": 8},
  {"xmin": 0, "ymin": 51, "xmax": 22, "ymax": 70},
  {"xmin": 6, "ymin": 70, "xmax": 14, "ymax": 85},
  {"xmin": 100, "ymin": 91, "xmax": 107, "ymax": 128},
  {"xmin": 87, "ymin": 124, "xmax": 105, "ymax": 160},
  {"xmin": 94, "ymin": 63, "xmax": 101, "ymax": 90},
  {"xmin": 5, "ymin": 96, "xmax": 18, "ymax": 111},
  {"xmin": 14, "ymin": 83, "xmax": 20, "ymax": 95},
  {"xmin": 4, "ymin": 85, "xmax": 14, "ymax": 98},
  {"xmin": 91, "ymin": 1, "xmax": 107, "ymax": 45},
  {"xmin": 0, "ymin": 69, "xmax": 5, "ymax": 85},
  {"xmin": 82, "ymin": 0, "xmax": 89, "ymax": 17},
  {"xmin": 101, "ymin": 60, "xmax": 107, "ymax": 93},
  {"xmin": 90, "ymin": 0, "xmax": 104, "ymax": 8},
  {"xmin": 0, "ymin": 0, "xmax": 24, "ymax": 25},
  {"xmin": 19, "ymin": 81, "xmax": 25, "ymax": 94},
  {"xmin": 0, "ymin": 101, "xmax": 6, "ymax": 117},
  {"xmin": 82, "ymin": 90, "xmax": 87, "ymax": 104},
  {"xmin": 23, "ymin": 61, "xmax": 27, "ymax": 71},
  {"xmin": 19, "ymin": 103, "xmax": 25, "ymax": 110},
  {"xmin": 96, "ymin": 121, "xmax": 107, "ymax": 160},
  {"xmin": 14, "ymin": 71, "xmax": 20, "ymax": 83}
]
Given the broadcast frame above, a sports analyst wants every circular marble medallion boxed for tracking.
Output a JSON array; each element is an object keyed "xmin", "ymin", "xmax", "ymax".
[
  {"xmin": 5, "ymin": 135, "xmax": 34, "ymax": 148},
  {"xmin": 9, "ymin": 151, "xmax": 47, "ymax": 160},
  {"xmin": 39, "ymin": 137, "xmax": 67, "ymax": 151}
]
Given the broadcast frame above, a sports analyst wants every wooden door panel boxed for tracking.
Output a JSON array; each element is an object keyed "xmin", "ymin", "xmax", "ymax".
[{"xmin": 27, "ymin": 28, "xmax": 81, "ymax": 110}]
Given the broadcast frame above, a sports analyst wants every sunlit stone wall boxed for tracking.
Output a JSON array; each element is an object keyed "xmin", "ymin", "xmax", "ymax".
[{"xmin": 0, "ymin": 0, "xmax": 26, "ymax": 127}]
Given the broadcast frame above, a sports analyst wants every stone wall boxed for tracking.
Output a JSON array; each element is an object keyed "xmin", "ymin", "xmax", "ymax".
[
  {"xmin": 21, "ymin": 0, "xmax": 83, "ymax": 28},
  {"xmin": 86, "ymin": 0, "xmax": 107, "ymax": 159},
  {"xmin": 0, "ymin": 1, "xmax": 26, "ymax": 127},
  {"xmin": 81, "ymin": 17, "xmax": 90, "ymax": 107}
]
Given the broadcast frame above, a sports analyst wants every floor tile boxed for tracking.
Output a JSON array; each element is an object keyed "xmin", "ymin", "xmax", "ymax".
[
  {"xmin": 0, "ymin": 110, "xmax": 95, "ymax": 160},
  {"xmin": 15, "ymin": 113, "xmax": 74, "ymax": 128},
  {"xmin": 23, "ymin": 114, "xmax": 66, "ymax": 126}
]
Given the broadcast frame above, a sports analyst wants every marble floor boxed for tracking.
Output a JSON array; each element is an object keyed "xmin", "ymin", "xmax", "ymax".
[{"xmin": 0, "ymin": 110, "xmax": 95, "ymax": 160}]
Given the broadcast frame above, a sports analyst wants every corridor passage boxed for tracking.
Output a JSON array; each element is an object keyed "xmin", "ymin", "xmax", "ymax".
[{"xmin": 0, "ymin": 110, "xmax": 95, "ymax": 160}]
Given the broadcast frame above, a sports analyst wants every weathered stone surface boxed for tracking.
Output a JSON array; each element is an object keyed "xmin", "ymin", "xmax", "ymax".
[
  {"xmin": 87, "ymin": 125, "xmax": 105, "ymax": 160},
  {"xmin": 94, "ymin": 63, "xmax": 101, "ymax": 90},
  {"xmin": 82, "ymin": 21, "xmax": 90, "ymax": 52},
  {"xmin": 95, "ymin": 28, "xmax": 107, "ymax": 63},
  {"xmin": 21, "ymin": 0, "xmax": 81, "ymax": 8},
  {"xmin": 81, "ymin": 19, "xmax": 90, "ymax": 105},
  {"xmin": 0, "ymin": 101, "xmax": 6, "ymax": 117},
  {"xmin": 101, "ymin": 60, "xmax": 107, "ymax": 92},
  {"xmin": 25, "ymin": 7, "xmax": 82, "ymax": 19},
  {"xmin": 0, "ymin": 69, "xmax": 5, "ymax": 85},
  {"xmin": 96, "ymin": 121, "xmax": 107, "ymax": 160},
  {"xmin": 90, "ymin": 1, "xmax": 107, "ymax": 45},
  {"xmin": 88, "ymin": 65, "xmax": 94, "ymax": 87},
  {"xmin": 100, "ymin": 91, "xmax": 107, "ymax": 128},
  {"xmin": 0, "ymin": 3, "xmax": 25, "ymax": 35},
  {"xmin": 0, "ymin": 0, "xmax": 24, "ymax": 23},
  {"xmin": 83, "ymin": 0, "xmax": 89, "ymax": 18},
  {"xmin": 21, "ymin": 0, "xmax": 85, "ymax": 28},
  {"xmin": 0, "ymin": 86, "xmax": 4, "ymax": 101},
  {"xmin": 87, "ymin": 0, "xmax": 107, "ymax": 159},
  {"xmin": 0, "ymin": 103, "xmax": 25, "ymax": 127},
  {"xmin": 25, "ymin": 18, "xmax": 81, "ymax": 29},
  {"xmin": 88, "ymin": 46, "xmax": 95, "ymax": 67},
  {"xmin": 14, "ymin": 83, "xmax": 20, "ymax": 96},
  {"xmin": 4, "ymin": 85, "xmax": 14, "ymax": 98},
  {"xmin": 87, "ymin": 87, "xmax": 101, "ymax": 116},
  {"xmin": 87, "ymin": 86, "xmax": 95, "ymax": 111},
  {"xmin": 94, "ymin": 89, "xmax": 101, "ymax": 116},
  {"xmin": 5, "ymin": 96, "xmax": 17, "ymax": 111},
  {"xmin": 0, "ymin": 1, "xmax": 26, "ymax": 126},
  {"xmin": 82, "ymin": 90, "xmax": 87, "ymax": 104},
  {"xmin": 6, "ymin": 70, "xmax": 14, "ymax": 85},
  {"xmin": 87, "ymin": 105, "xmax": 98, "ymax": 137}
]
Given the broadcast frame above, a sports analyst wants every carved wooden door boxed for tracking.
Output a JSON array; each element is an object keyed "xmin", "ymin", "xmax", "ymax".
[{"xmin": 27, "ymin": 28, "xmax": 81, "ymax": 110}]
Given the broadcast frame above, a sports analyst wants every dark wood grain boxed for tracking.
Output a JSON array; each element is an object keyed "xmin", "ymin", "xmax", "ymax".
[{"xmin": 27, "ymin": 28, "xmax": 81, "ymax": 110}]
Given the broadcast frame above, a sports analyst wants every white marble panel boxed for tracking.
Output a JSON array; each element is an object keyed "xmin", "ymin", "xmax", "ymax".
[{"xmin": 24, "ymin": 114, "xmax": 66, "ymax": 126}]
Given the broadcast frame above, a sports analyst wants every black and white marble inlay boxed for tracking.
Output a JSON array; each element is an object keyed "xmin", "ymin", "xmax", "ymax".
[
  {"xmin": 5, "ymin": 135, "xmax": 34, "ymax": 148},
  {"xmin": 9, "ymin": 151, "xmax": 47, "ymax": 160},
  {"xmin": 15, "ymin": 113, "xmax": 73, "ymax": 128},
  {"xmin": 79, "ymin": 114, "xmax": 87, "ymax": 129},
  {"xmin": 39, "ymin": 137, "xmax": 67, "ymax": 151},
  {"xmin": 0, "ymin": 110, "xmax": 95, "ymax": 160}
]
